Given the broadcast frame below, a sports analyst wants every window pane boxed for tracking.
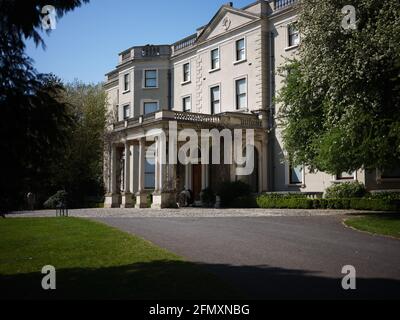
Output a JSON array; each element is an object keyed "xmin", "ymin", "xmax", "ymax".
[
  {"xmin": 144, "ymin": 102, "xmax": 158, "ymax": 114},
  {"xmin": 213, "ymin": 102, "xmax": 220, "ymax": 114},
  {"xmin": 211, "ymin": 86, "xmax": 220, "ymax": 100},
  {"xmin": 237, "ymin": 95, "xmax": 246, "ymax": 109},
  {"xmin": 144, "ymin": 174, "xmax": 155, "ymax": 189},
  {"xmin": 211, "ymin": 49, "xmax": 219, "ymax": 69},
  {"xmin": 124, "ymin": 74, "xmax": 129, "ymax": 91},
  {"xmin": 145, "ymin": 70, "xmax": 157, "ymax": 78},
  {"xmin": 146, "ymin": 78, "xmax": 157, "ymax": 87},
  {"xmin": 289, "ymin": 24, "xmax": 299, "ymax": 46},
  {"xmin": 290, "ymin": 165, "xmax": 303, "ymax": 184},
  {"xmin": 123, "ymin": 105, "xmax": 130, "ymax": 119},
  {"xmin": 237, "ymin": 39, "xmax": 245, "ymax": 50},
  {"xmin": 236, "ymin": 79, "xmax": 246, "ymax": 94},
  {"xmin": 145, "ymin": 70, "xmax": 157, "ymax": 87},
  {"xmin": 183, "ymin": 97, "xmax": 191, "ymax": 111},
  {"xmin": 236, "ymin": 39, "xmax": 245, "ymax": 61},
  {"xmin": 382, "ymin": 167, "xmax": 400, "ymax": 179},
  {"xmin": 183, "ymin": 63, "xmax": 190, "ymax": 81},
  {"xmin": 337, "ymin": 172, "xmax": 354, "ymax": 180},
  {"xmin": 144, "ymin": 153, "xmax": 155, "ymax": 189}
]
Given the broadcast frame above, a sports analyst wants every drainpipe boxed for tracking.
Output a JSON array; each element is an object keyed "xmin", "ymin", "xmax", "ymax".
[{"xmin": 268, "ymin": 31, "xmax": 276, "ymax": 191}]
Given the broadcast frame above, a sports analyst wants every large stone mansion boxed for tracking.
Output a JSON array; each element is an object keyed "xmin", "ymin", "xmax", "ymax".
[{"xmin": 103, "ymin": 0, "xmax": 400, "ymax": 208}]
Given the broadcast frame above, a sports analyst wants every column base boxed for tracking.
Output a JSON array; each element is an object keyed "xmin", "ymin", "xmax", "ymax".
[
  {"xmin": 135, "ymin": 192, "xmax": 148, "ymax": 208},
  {"xmin": 151, "ymin": 192, "xmax": 178, "ymax": 209},
  {"xmin": 121, "ymin": 192, "xmax": 134, "ymax": 208},
  {"xmin": 104, "ymin": 193, "xmax": 121, "ymax": 208}
]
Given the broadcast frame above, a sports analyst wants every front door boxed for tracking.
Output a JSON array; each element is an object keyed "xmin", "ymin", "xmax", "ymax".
[{"xmin": 192, "ymin": 164, "xmax": 202, "ymax": 201}]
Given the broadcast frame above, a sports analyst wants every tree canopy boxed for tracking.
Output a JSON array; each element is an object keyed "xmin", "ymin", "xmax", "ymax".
[
  {"xmin": 0, "ymin": 0, "xmax": 89, "ymax": 210},
  {"xmin": 277, "ymin": 0, "xmax": 400, "ymax": 175}
]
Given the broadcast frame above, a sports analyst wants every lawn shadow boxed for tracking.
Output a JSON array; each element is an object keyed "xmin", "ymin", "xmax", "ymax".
[{"xmin": 1, "ymin": 260, "xmax": 400, "ymax": 300}]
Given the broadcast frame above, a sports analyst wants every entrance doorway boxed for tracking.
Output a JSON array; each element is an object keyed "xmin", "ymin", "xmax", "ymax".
[{"xmin": 192, "ymin": 164, "xmax": 202, "ymax": 201}]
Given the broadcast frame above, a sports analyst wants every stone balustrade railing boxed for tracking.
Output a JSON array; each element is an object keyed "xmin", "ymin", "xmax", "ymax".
[{"xmin": 113, "ymin": 110, "xmax": 263, "ymax": 131}]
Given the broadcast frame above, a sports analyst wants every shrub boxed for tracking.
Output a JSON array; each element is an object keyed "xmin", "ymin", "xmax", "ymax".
[
  {"xmin": 368, "ymin": 192, "xmax": 400, "ymax": 201},
  {"xmin": 256, "ymin": 195, "xmax": 313, "ymax": 209},
  {"xmin": 200, "ymin": 188, "xmax": 216, "ymax": 207},
  {"xmin": 217, "ymin": 181, "xmax": 252, "ymax": 208},
  {"xmin": 256, "ymin": 194, "xmax": 399, "ymax": 211},
  {"xmin": 230, "ymin": 196, "xmax": 258, "ymax": 208},
  {"xmin": 43, "ymin": 190, "xmax": 68, "ymax": 209},
  {"xmin": 325, "ymin": 182, "xmax": 367, "ymax": 199}
]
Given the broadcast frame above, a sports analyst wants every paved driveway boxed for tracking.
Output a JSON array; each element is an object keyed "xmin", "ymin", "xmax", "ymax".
[
  {"xmin": 93, "ymin": 214, "xmax": 400, "ymax": 299},
  {"xmin": 8, "ymin": 209, "xmax": 400, "ymax": 299}
]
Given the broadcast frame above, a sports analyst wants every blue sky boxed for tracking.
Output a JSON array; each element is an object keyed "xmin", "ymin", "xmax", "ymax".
[{"xmin": 26, "ymin": 0, "xmax": 251, "ymax": 84}]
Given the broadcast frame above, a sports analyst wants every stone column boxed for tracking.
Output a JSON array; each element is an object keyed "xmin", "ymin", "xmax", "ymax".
[
  {"xmin": 104, "ymin": 144, "xmax": 120, "ymax": 208},
  {"xmin": 154, "ymin": 137, "xmax": 160, "ymax": 193},
  {"xmin": 135, "ymin": 138, "xmax": 147, "ymax": 208},
  {"xmin": 152, "ymin": 135, "xmax": 174, "ymax": 209},
  {"xmin": 121, "ymin": 141, "xmax": 133, "ymax": 208}
]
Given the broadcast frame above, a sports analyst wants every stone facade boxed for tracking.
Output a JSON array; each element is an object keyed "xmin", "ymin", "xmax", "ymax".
[{"xmin": 103, "ymin": 0, "xmax": 400, "ymax": 208}]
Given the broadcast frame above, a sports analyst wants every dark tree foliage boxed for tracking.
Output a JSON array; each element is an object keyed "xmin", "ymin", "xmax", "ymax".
[{"xmin": 0, "ymin": 0, "xmax": 89, "ymax": 210}]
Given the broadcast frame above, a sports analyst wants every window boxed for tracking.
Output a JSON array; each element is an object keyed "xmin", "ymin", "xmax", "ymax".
[
  {"xmin": 211, "ymin": 48, "xmax": 220, "ymax": 70},
  {"xmin": 123, "ymin": 104, "xmax": 130, "ymax": 119},
  {"xmin": 235, "ymin": 39, "xmax": 245, "ymax": 62},
  {"xmin": 210, "ymin": 86, "xmax": 220, "ymax": 114},
  {"xmin": 288, "ymin": 23, "xmax": 300, "ymax": 47},
  {"xmin": 123, "ymin": 73, "xmax": 130, "ymax": 92},
  {"xmin": 381, "ymin": 167, "xmax": 400, "ymax": 179},
  {"xmin": 183, "ymin": 63, "xmax": 190, "ymax": 82},
  {"xmin": 183, "ymin": 96, "xmax": 191, "ymax": 112},
  {"xmin": 235, "ymin": 78, "xmax": 247, "ymax": 109},
  {"xmin": 143, "ymin": 101, "xmax": 159, "ymax": 115},
  {"xmin": 336, "ymin": 172, "xmax": 355, "ymax": 180},
  {"xmin": 144, "ymin": 69, "xmax": 157, "ymax": 88},
  {"xmin": 144, "ymin": 147, "xmax": 155, "ymax": 189},
  {"xmin": 289, "ymin": 165, "xmax": 303, "ymax": 184}
]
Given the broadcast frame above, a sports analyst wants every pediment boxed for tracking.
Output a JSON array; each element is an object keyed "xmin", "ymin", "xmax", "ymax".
[{"xmin": 197, "ymin": 6, "xmax": 260, "ymax": 42}]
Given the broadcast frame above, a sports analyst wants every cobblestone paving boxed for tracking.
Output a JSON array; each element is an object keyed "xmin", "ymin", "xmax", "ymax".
[{"xmin": 6, "ymin": 207, "xmax": 373, "ymax": 218}]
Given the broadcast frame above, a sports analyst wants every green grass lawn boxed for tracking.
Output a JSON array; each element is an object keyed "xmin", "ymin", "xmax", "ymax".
[
  {"xmin": 0, "ymin": 218, "xmax": 239, "ymax": 300},
  {"xmin": 345, "ymin": 214, "xmax": 400, "ymax": 239}
]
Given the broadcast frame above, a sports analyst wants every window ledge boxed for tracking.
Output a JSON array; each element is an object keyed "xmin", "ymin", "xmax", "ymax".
[
  {"xmin": 331, "ymin": 179, "xmax": 355, "ymax": 183},
  {"xmin": 233, "ymin": 59, "xmax": 247, "ymax": 65},
  {"xmin": 209, "ymin": 68, "xmax": 221, "ymax": 74},
  {"xmin": 286, "ymin": 183, "xmax": 305, "ymax": 188},
  {"xmin": 142, "ymin": 86, "xmax": 158, "ymax": 90},
  {"xmin": 285, "ymin": 44, "xmax": 299, "ymax": 52},
  {"xmin": 378, "ymin": 178, "xmax": 400, "ymax": 182},
  {"xmin": 122, "ymin": 90, "xmax": 130, "ymax": 94},
  {"xmin": 181, "ymin": 80, "xmax": 191, "ymax": 86}
]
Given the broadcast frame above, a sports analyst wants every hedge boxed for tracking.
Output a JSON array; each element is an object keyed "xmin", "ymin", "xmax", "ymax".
[{"xmin": 256, "ymin": 195, "xmax": 400, "ymax": 211}]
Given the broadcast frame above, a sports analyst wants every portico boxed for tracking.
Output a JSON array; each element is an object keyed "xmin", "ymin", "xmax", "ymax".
[{"xmin": 104, "ymin": 110, "xmax": 267, "ymax": 209}]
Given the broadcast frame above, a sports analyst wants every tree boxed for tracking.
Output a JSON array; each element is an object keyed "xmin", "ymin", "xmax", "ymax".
[
  {"xmin": 0, "ymin": 0, "xmax": 89, "ymax": 210},
  {"xmin": 47, "ymin": 82, "xmax": 107, "ymax": 208},
  {"xmin": 277, "ymin": 0, "xmax": 400, "ymax": 175}
]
